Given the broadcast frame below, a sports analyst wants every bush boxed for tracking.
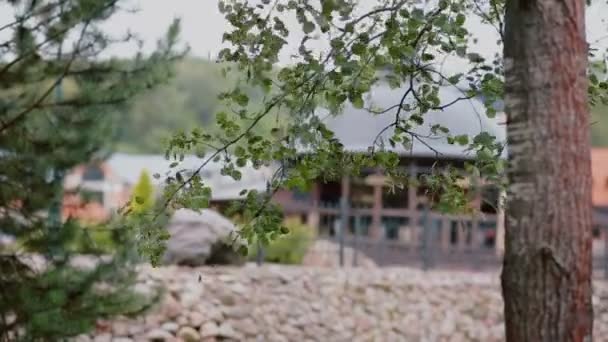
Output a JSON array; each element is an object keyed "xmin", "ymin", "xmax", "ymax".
[
  {"xmin": 67, "ymin": 223, "xmax": 124, "ymax": 255},
  {"xmin": 249, "ymin": 218, "xmax": 316, "ymax": 264},
  {"xmin": 130, "ymin": 170, "xmax": 155, "ymax": 214}
]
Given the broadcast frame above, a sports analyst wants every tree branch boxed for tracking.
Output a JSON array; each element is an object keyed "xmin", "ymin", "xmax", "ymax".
[{"xmin": 0, "ymin": 22, "xmax": 90, "ymax": 134}]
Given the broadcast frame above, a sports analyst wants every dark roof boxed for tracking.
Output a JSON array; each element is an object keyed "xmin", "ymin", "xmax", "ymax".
[{"xmin": 319, "ymin": 83, "xmax": 507, "ymax": 159}]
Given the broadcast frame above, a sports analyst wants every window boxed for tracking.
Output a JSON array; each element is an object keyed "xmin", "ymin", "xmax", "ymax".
[
  {"xmin": 348, "ymin": 216, "xmax": 371, "ymax": 236},
  {"xmin": 83, "ymin": 165, "xmax": 104, "ymax": 181},
  {"xmin": 382, "ymin": 186, "xmax": 408, "ymax": 209},
  {"xmin": 383, "ymin": 217, "xmax": 409, "ymax": 240},
  {"xmin": 293, "ymin": 190, "xmax": 311, "ymax": 202},
  {"xmin": 80, "ymin": 190, "xmax": 104, "ymax": 205}
]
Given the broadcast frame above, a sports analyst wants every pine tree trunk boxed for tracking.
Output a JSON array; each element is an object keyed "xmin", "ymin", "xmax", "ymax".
[{"xmin": 501, "ymin": 0, "xmax": 593, "ymax": 341}]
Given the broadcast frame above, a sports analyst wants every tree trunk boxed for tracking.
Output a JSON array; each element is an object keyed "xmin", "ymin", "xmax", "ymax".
[{"xmin": 501, "ymin": 0, "xmax": 593, "ymax": 340}]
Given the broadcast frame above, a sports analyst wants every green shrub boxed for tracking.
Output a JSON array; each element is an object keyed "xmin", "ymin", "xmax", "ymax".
[
  {"xmin": 20, "ymin": 219, "xmax": 125, "ymax": 256},
  {"xmin": 130, "ymin": 170, "xmax": 155, "ymax": 214},
  {"xmin": 249, "ymin": 218, "xmax": 316, "ymax": 264},
  {"xmin": 67, "ymin": 224, "xmax": 122, "ymax": 255}
]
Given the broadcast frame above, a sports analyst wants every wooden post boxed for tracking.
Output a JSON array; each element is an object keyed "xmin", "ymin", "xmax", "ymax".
[
  {"xmin": 339, "ymin": 176, "xmax": 350, "ymax": 267},
  {"xmin": 421, "ymin": 205, "xmax": 432, "ymax": 270},
  {"xmin": 471, "ymin": 176, "xmax": 482, "ymax": 252},
  {"xmin": 307, "ymin": 183, "xmax": 320, "ymax": 233},
  {"xmin": 370, "ymin": 169, "xmax": 383, "ymax": 240},
  {"xmin": 495, "ymin": 189, "xmax": 506, "ymax": 257},
  {"xmin": 353, "ymin": 214, "xmax": 361, "ymax": 267},
  {"xmin": 408, "ymin": 161, "xmax": 419, "ymax": 242},
  {"xmin": 604, "ymin": 225, "xmax": 608, "ymax": 280},
  {"xmin": 441, "ymin": 217, "xmax": 451, "ymax": 252}
]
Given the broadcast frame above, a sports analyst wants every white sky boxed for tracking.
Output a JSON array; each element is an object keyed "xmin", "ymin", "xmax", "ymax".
[
  {"xmin": 1, "ymin": 0, "xmax": 607, "ymax": 68},
  {"xmin": 103, "ymin": 1, "xmax": 608, "ymax": 65}
]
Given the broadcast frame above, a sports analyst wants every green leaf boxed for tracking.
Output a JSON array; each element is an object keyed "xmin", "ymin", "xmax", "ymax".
[
  {"xmin": 352, "ymin": 95, "xmax": 364, "ymax": 109},
  {"xmin": 352, "ymin": 42, "xmax": 367, "ymax": 56},
  {"xmin": 235, "ymin": 93, "xmax": 249, "ymax": 106},
  {"xmin": 454, "ymin": 135, "xmax": 469, "ymax": 145},
  {"xmin": 410, "ymin": 114, "xmax": 424, "ymax": 125},
  {"xmin": 455, "ymin": 13, "xmax": 466, "ymax": 26},
  {"xmin": 422, "ymin": 53, "xmax": 435, "ymax": 61},
  {"xmin": 447, "ymin": 73, "xmax": 462, "ymax": 85},
  {"xmin": 467, "ymin": 53, "xmax": 485, "ymax": 63},
  {"xmin": 303, "ymin": 21, "xmax": 315, "ymax": 34},
  {"xmin": 456, "ymin": 46, "xmax": 466, "ymax": 57}
]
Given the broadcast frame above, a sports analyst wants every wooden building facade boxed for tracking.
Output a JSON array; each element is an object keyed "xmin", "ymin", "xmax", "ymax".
[{"xmin": 274, "ymin": 82, "xmax": 508, "ymax": 258}]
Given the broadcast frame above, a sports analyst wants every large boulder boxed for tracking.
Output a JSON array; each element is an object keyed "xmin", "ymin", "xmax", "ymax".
[{"xmin": 163, "ymin": 209, "xmax": 245, "ymax": 266}]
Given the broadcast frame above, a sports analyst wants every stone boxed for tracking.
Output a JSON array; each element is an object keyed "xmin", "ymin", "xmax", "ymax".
[
  {"xmin": 160, "ymin": 295, "xmax": 182, "ymax": 319},
  {"xmin": 176, "ymin": 315, "xmax": 189, "ymax": 326},
  {"xmin": 224, "ymin": 306, "xmax": 249, "ymax": 319},
  {"xmin": 113, "ymin": 338, "xmax": 134, "ymax": 342},
  {"xmin": 267, "ymin": 333, "xmax": 289, "ymax": 342},
  {"xmin": 231, "ymin": 318, "xmax": 259, "ymax": 336},
  {"xmin": 146, "ymin": 328, "xmax": 174, "ymax": 341},
  {"xmin": 162, "ymin": 209, "xmax": 246, "ymax": 266},
  {"xmin": 181, "ymin": 293, "xmax": 201, "ymax": 309},
  {"xmin": 217, "ymin": 322, "xmax": 241, "ymax": 340},
  {"xmin": 72, "ymin": 335, "xmax": 91, "ymax": 342},
  {"xmin": 206, "ymin": 306, "xmax": 224, "ymax": 321},
  {"xmin": 112, "ymin": 321, "xmax": 131, "ymax": 336},
  {"xmin": 230, "ymin": 283, "xmax": 247, "ymax": 295},
  {"xmin": 438, "ymin": 317, "xmax": 455, "ymax": 336},
  {"xmin": 133, "ymin": 283, "xmax": 155, "ymax": 297},
  {"xmin": 218, "ymin": 292, "xmax": 237, "ymax": 306},
  {"xmin": 128, "ymin": 324, "xmax": 146, "ymax": 336},
  {"xmin": 200, "ymin": 321, "xmax": 220, "ymax": 338},
  {"xmin": 177, "ymin": 326, "xmax": 200, "ymax": 342},
  {"xmin": 161, "ymin": 321, "xmax": 179, "ymax": 333},
  {"xmin": 93, "ymin": 334, "xmax": 111, "ymax": 342},
  {"xmin": 188, "ymin": 311, "xmax": 206, "ymax": 327},
  {"xmin": 82, "ymin": 264, "xmax": 608, "ymax": 342}
]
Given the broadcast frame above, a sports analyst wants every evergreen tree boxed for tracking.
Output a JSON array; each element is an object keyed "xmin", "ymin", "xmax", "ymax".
[{"xmin": 0, "ymin": 0, "xmax": 183, "ymax": 340}]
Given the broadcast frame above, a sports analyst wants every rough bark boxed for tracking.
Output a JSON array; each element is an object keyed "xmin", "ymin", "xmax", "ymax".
[{"xmin": 501, "ymin": 0, "xmax": 593, "ymax": 341}]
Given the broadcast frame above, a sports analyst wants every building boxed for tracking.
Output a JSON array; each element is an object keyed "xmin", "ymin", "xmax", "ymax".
[
  {"xmin": 274, "ymin": 82, "xmax": 508, "ymax": 258},
  {"xmin": 62, "ymin": 153, "xmax": 275, "ymax": 222}
]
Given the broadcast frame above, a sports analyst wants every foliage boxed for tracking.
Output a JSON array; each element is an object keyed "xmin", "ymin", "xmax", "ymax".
[
  {"xmin": 1, "ymin": 220, "xmax": 161, "ymax": 341},
  {"xmin": 121, "ymin": 2, "xmax": 607, "ymax": 268},
  {"xmin": 0, "ymin": 0, "xmax": 183, "ymax": 340},
  {"xmin": 592, "ymin": 104, "xmax": 608, "ymax": 146},
  {"xmin": 130, "ymin": 170, "xmax": 155, "ymax": 214},
  {"xmin": 249, "ymin": 218, "xmax": 316, "ymax": 264},
  {"xmin": 114, "ymin": 58, "xmax": 287, "ymax": 153},
  {"xmin": 114, "ymin": 58, "xmax": 608, "ymax": 154},
  {"xmin": 142, "ymin": 0, "xmax": 512, "ymax": 262},
  {"xmin": 65, "ymin": 222, "xmax": 124, "ymax": 255}
]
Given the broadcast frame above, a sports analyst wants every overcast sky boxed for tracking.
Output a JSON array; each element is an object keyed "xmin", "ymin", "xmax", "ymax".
[
  {"xmin": 102, "ymin": 1, "xmax": 608, "ymax": 64},
  {"xmin": 1, "ymin": 0, "xmax": 607, "ymax": 68}
]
